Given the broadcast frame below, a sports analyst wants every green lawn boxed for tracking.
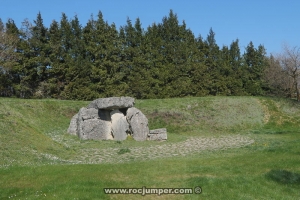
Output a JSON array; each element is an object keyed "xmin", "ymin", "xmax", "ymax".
[{"xmin": 0, "ymin": 96, "xmax": 299, "ymax": 199}]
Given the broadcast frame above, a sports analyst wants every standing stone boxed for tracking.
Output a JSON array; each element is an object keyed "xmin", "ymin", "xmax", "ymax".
[
  {"xmin": 67, "ymin": 113, "xmax": 78, "ymax": 135},
  {"xmin": 87, "ymin": 97, "xmax": 135, "ymax": 110},
  {"xmin": 126, "ymin": 107, "xmax": 149, "ymax": 141},
  {"xmin": 110, "ymin": 110, "xmax": 129, "ymax": 141},
  {"xmin": 77, "ymin": 107, "xmax": 112, "ymax": 140}
]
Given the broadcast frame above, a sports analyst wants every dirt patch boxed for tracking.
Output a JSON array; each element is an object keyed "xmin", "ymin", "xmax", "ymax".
[{"xmin": 256, "ymin": 99, "xmax": 270, "ymax": 124}]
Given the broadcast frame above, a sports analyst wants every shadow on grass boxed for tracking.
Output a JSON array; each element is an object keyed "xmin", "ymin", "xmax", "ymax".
[
  {"xmin": 251, "ymin": 129, "xmax": 299, "ymax": 134},
  {"xmin": 266, "ymin": 169, "xmax": 300, "ymax": 184}
]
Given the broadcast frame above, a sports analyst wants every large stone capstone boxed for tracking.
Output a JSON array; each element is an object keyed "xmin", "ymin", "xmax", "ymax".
[
  {"xmin": 67, "ymin": 97, "xmax": 167, "ymax": 142},
  {"xmin": 87, "ymin": 96, "xmax": 135, "ymax": 110}
]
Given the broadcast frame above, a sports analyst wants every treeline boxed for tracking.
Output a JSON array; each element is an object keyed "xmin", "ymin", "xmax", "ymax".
[{"xmin": 0, "ymin": 10, "xmax": 289, "ymax": 100}]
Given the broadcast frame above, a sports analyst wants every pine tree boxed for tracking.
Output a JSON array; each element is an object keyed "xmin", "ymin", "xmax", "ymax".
[
  {"xmin": 47, "ymin": 19, "xmax": 64, "ymax": 98},
  {"xmin": 189, "ymin": 35, "xmax": 210, "ymax": 96},
  {"xmin": 85, "ymin": 11, "xmax": 108, "ymax": 98},
  {"xmin": 168, "ymin": 20, "xmax": 196, "ymax": 97},
  {"xmin": 159, "ymin": 10, "xmax": 182, "ymax": 97},
  {"xmin": 63, "ymin": 15, "xmax": 95, "ymax": 100},
  {"xmin": 146, "ymin": 10, "xmax": 197, "ymax": 98},
  {"xmin": 102, "ymin": 22, "xmax": 128, "ymax": 97},
  {"xmin": 204, "ymin": 28, "xmax": 223, "ymax": 95},
  {"xmin": 10, "ymin": 18, "xmax": 35, "ymax": 98},
  {"xmin": 30, "ymin": 12, "xmax": 51, "ymax": 97},
  {"xmin": 123, "ymin": 17, "xmax": 151, "ymax": 98},
  {"xmin": 57, "ymin": 13, "xmax": 73, "ymax": 99},
  {"xmin": 243, "ymin": 41, "xmax": 267, "ymax": 95},
  {"xmin": 84, "ymin": 11, "xmax": 128, "ymax": 99},
  {"xmin": 226, "ymin": 39, "xmax": 245, "ymax": 95},
  {"xmin": 144, "ymin": 23, "xmax": 165, "ymax": 98},
  {"xmin": 218, "ymin": 45, "xmax": 232, "ymax": 95}
]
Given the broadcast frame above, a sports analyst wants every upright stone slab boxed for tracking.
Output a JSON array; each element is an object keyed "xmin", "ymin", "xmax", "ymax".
[
  {"xmin": 110, "ymin": 110, "xmax": 129, "ymax": 141},
  {"xmin": 67, "ymin": 113, "xmax": 78, "ymax": 135},
  {"xmin": 87, "ymin": 97, "xmax": 135, "ymax": 110},
  {"xmin": 77, "ymin": 107, "xmax": 112, "ymax": 140},
  {"xmin": 126, "ymin": 107, "xmax": 149, "ymax": 141}
]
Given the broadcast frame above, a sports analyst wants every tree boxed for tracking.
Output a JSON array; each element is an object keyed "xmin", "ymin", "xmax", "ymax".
[
  {"xmin": 83, "ymin": 11, "xmax": 108, "ymax": 98},
  {"xmin": 30, "ymin": 12, "xmax": 51, "ymax": 97},
  {"xmin": 0, "ymin": 19, "xmax": 19, "ymax": 70},
  {"xmin": 0, "ymin": 18, "xmax": 3, "ymax": 32},
  {"xmin": 0, "ymin": 18, "xmax": 20, "ymax": 96},
  {"xmin": 144, "ymin": 10, "xmax": 198, "ymax": 98},
  {"xmin": 280, "ymin": 45, "xmax": 300, "ymax": 100},
  {"xmin": 47, "ymin": 19, "xmax": 64, "ymax": 98},
  {"xmin": 204, "ymin": 28, "xmax": 223, "ymax": 95},
  {"xmin": 83, "ymin": 11, "xmax": 128, "ymax": 99},
  {"xmin": 227, "ymin": 39, "xmax": 245, "ymax": 95},
  {"xmin": 189, "ymin": 35, "xmax": 210, "ymax": 96},
  {"xmin": 56, "ymin": 13, "xmax": 73, "ymax": 99},
  {"xmin": 243, "ymin": 42, "xmax": 268, "ymax": 95},
  {"xmin": 123, "ymin": 17, "xmax": 152, "ymax": 98},
  {"xmin": 4, "ymin": 19, "xmax": 24, "ymax": 97},
  {"xmin": 263, "ymin": 54, "xmax": 291, "ymax": 96},
  {"xmin": 63, "ymin": 14, "xmax": 94, "ymax": 100},
  {"xmin": 143, "ymin": 22, "xmax": 165, "ymax": 98}
]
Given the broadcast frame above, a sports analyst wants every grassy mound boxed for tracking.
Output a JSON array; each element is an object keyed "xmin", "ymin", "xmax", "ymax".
[
  {"xmin": 0, "ymin": 96, "xmax": 300, "ymax": 199},
  {"xmin": 0, "ymin": 96, "xmax": 267, "ymax": 167}
]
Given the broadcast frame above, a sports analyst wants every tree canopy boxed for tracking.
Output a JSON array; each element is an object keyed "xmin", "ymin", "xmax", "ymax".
[{"xmin": 0, "ymin": 10, "xmax": 291, "ymax": 100}]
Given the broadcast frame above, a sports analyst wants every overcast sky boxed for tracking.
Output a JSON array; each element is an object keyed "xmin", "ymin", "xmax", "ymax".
[{"xmin": 1, "ymin": 0, "xmax": 299, "ymax": 55}]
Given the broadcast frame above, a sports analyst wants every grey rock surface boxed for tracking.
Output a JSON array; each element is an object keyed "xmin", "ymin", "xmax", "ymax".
[
  {"xmin": 67, "ymin": 97, "xmax": 167, "ymax": 142},
  {"xmin": 87, "ymin": 97, "xmax": 135, "ymax": 110},
  {"xmin": 148, "ymin": 128, "xmax": 167, "ymax": 141},
  {"xmin": 78, "ymin": 107, "xmax": 99, "ymax": 120},
  {"xmin": 126, "ymin": 107, "xmax": 149, "ymax": 141},
  {"xmin": 149, "ymin": 128, "xmax": 167, "ymax": 134},
  {"xmin": 79, "ymin": 119, "xmax": 112, "ymax": 140},
  {"xmin": 77, "ymin": 108, "xmax": 112, "ymax": 140},
  {"xmin": 110, "ymin": 110, "xmax": 129, "ymax": 141},
  {"xmin": 67, "ymin": 113, "xmax": 78, "ymax": 135}
]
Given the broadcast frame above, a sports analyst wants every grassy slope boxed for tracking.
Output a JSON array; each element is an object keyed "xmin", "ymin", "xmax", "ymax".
[{"xmin": 0, "ymin": 96, "xmax": 299, "ymax": 199}]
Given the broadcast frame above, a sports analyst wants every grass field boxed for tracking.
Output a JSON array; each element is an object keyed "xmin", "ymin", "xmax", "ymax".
[{"xmin": 0, "ymin": 96, "xmax": 300, "ymax": 199}]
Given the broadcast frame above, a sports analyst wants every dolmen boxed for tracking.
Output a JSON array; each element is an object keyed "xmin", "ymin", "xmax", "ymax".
[{"xmin": 67, "ymin": 97, "xmax": 167, "ymax": 141}]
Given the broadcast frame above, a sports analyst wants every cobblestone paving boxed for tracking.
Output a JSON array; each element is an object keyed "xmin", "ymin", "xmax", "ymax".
[{"xmin": 74, "ymin": 135, "xmax": 254, "ymax": 164}]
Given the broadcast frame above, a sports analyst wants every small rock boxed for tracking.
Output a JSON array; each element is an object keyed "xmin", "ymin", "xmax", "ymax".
[{"xmin": 148, "ymin": 128, "xmax": 167, "ymax": 141}]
